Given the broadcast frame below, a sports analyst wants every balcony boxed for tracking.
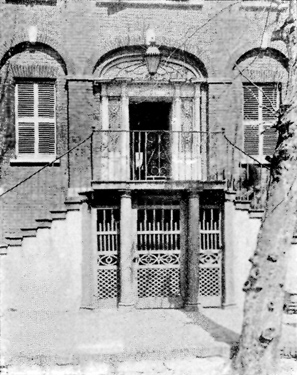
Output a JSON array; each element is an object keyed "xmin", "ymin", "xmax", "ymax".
[{"xmin": 90, "ymin": 130, "xmax": 228, "ymax": 189}]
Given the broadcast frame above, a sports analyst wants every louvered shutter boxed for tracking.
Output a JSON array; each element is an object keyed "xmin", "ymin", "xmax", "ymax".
[
  {"xmin": 38, "ymin": 83, "xmax": 55, "ymax": 154},
  {"xmin": 38, "ymin": 83, "xmax": 55, "ymax": 117},
  {"xmin": 18, "ymin": 122, "xmax": 35, "ymax": 154},
  {"xmin": 39, "ymin": 122, "xmax": 55, "ymax": 154},
  {"xmin": 244, "ymin": 124, "xmax": 259, "ymax": 155},
  {"xmin": 243, "ymin": 85, "xmax": 259, "ymax": 120},
  {"xmin": 17, "ymin": 83, "xmax": 35, "ymax": 155},
  {"xmin": 263, "ymin": 125, "xmax": 278, "ymax": 155},
  {"xmin": 262, "ymin": 85, "xmax": 277, "ymax": 121},
  {"xmin": 17, "ymin": 83, "xmax": 34, "ymax": 117},
  {"xmin": 243, "ymin": 85, "xmax": 259, "ymax": 154},
  {"xmin": 16, "ymin": 81, "xmax": 56, "ymax": 157},
  {"xmin": 262, "ymin": 85, "xmax": 278, "ymax": 155}
]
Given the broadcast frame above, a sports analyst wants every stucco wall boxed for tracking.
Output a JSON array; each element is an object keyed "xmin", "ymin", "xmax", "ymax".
[
  {"xmin": 0, "ymin": 208, "xmax": 83, "ymax": 312},
  {"xmin": 232, "ymin": 206, "xmax": 262, "ymax": 308}
]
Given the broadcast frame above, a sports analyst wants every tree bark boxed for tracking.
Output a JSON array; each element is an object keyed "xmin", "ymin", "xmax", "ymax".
[{"xmin": 232, "ymin": 1, "xmax": 297, "ymax": 373}]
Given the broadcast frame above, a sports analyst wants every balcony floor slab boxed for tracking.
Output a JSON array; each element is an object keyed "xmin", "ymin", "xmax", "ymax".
[{"xmin": 90, "ymin": 180, "xmax": 226, "ymax": 191}]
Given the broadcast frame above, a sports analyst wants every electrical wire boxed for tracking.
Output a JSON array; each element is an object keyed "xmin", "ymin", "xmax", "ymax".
[
  {"xmin": 223, "ymin": 131, "xmax": 270, "ymax": 169},
  {"xmin": 0, "ymin": 132, "xmax": 94, "ymax": 199}
]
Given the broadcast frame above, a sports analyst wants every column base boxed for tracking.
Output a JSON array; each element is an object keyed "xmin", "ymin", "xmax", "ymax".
[
  {"xmin": 184, "ymin": 303, "xmax": 200, "ymax": 312},
  {"xmin": 222, "ymin": 302, "xmax": 237, "ymax": 309},
  {"xmin": 118, "ymin": 303, "xmax": 135, "ymax": 311}
]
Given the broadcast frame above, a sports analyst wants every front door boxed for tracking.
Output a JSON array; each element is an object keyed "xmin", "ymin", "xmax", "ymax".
[{"xmin": 135, "ymin": 206, "xmax": 183, "ymax": 308}]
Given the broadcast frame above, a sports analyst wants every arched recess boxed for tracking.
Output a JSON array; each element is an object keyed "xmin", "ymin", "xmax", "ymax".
[
  {"xmin": 232, "ymin": 47, "xmax": 289, "ymax": 83},
  {"xmin": 92, "ymin": 45, "xmax": 209, "ymax": 182},
  {"xmin": 0, "ymin": 40, "xmax": 69, "ymax": 165},
  {"xmin": 93, "ymin": 45, "xmax": 208, "ymax": 80},
  {"xmin": 0, "ymin": 41, "xmax": 68, "ymax": 75},
  {"xmin": 233, "ymin": 47, "xmax": 289, "ymax": 168}
]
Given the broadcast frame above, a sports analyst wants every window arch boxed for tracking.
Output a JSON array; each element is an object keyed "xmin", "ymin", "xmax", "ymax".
[
  {"xmin": 234, "ymin": 48, "xmax": 288, "ymax": 161},
  {"xmin": 0, "ymin": 42, "xmax": 67, "ymax": 163}
]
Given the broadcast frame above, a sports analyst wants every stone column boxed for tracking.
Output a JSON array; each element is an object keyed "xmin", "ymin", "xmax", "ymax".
[
  {"xmin": 80, "ymin": 200, "xmax": 96, "ymax": 308},
  {"xmin": 119, "ymin": 190, "xmax": 135, "ymax": 309},
  {"xmin": 172, "ymin": 85, "xmax": 182, "ymax": 180},
  {"xmin": 101, "ymin": 84, "xmax": 109, "ymax": 181},
  {"xmin": 185, "ymin": 191, "xmax": 201, "ymax": 311},
  {"xmin": 193, "ymin": 83, "xmax": 201, "ymax": 180},
  {"xmin": 121, "ymin": 83, "xmax": 129, "ymax": 180},
  {"xmin": 223, "ymin": 191, "xmax": 237, "ymax": 308},
  {"xmin": 101, "ymin": 84, "xmax": 109, "ymax": 130}
]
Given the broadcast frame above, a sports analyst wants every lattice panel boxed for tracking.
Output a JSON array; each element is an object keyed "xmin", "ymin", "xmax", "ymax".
[
  {"xmin": 97, "ymin": 269, "xmax": 118, "ymax": 299},
  {"xmin": 137, "ymin": 268, "xmax": 181, "ymax": 298},
  {"xmin": 198, "ymin": 268, "xmax": 220, "ymax": 297},
  {"xmin": 97, "ymin": 209, "xmax": 119, "ymax": 301}
]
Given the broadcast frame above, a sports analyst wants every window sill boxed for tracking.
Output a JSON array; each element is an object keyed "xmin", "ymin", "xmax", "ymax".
[
  {"xmin": 6, "ymin": 0, "xmax": 57, "ymax": 5},
  {"xmin": 96, "ymin": 0, "xmax": 204, "ymax": 9},
  {"xmin": 10, "ymin": 158, "xmax": 60, "ymax": 166},
  {"xmin": 240, "ymin": 1, "xmax": 288, "ymax": 10},
  {"xmin": 240, "ymin": 156, "xmax": 271, "ymax": 166}
]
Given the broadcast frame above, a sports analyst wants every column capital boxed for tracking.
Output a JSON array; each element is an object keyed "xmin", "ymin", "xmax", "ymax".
[
  {"xmin": 174, "ymin": 84, "xmax": 181, "ymax": 97},
  {"xmin": 121, "ymin": 83, "xmax": 128, "ymax": 98},
  {"xmin": 188, "ymin": 189, "xmax": 201, "ymax": 199},
  {"xmin": 120, "ymin": 189, "xmax": 131, "ymax": 198},
  {"xmin": 101, "ymin": 84, "xmax": 108, "ymax": 97},
  {"xmin": 194, "ymin": 83, "xmax": 201, "ymax": 98}
]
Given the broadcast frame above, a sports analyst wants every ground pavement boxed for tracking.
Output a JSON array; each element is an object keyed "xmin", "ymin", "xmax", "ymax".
[{"xmin": 0, "ymin": 307, "xmax": 296, "ymax": 374}]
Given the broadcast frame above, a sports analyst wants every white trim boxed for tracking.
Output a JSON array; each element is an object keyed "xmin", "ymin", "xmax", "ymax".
[{"xmin": 97, "ymin": 0, "xmax": 204, "ymax": 7}]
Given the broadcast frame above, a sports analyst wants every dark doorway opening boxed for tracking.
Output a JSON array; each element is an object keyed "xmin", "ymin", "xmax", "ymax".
[
  {"xmin": 129, "ymin": 102, "xmax": 172, "ymax": 180},
  {"xmin": 129, "ymin": 102, "xmax": 171, "ymax": 131}
]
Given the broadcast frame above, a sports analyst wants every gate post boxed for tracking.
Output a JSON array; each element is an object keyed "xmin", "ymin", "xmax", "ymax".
[
  {"xmin": 119, "ymin": 190, "xmax": 135, "ymax": 309},
  {"xmin": 81, "ymin": 199, "xmax": 96, "ymax": 308},
  {"xmin": 185, "ymin": 190, "xmax": 201, "ymax": 311},
  {"xmin": 223, "ymin": 191, "xmax": 237, "ymax": 308}
]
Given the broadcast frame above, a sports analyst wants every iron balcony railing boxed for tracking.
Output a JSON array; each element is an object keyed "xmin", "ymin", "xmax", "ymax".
[{"xmin": 91, "ymin": 130, "xmax": 228, "ymax": 182}]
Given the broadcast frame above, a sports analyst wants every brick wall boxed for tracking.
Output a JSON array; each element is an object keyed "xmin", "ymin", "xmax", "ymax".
[{"xmin": 0, "ymin": 0, "xmax": 288, "ymax": 241}]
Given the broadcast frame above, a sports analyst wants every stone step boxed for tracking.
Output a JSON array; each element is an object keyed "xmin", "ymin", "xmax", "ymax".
[
  {"xmin": 20, "ymin": 227, "xmax": 37, "ymax": 238},
  {"xmin": 65, "ymin": 198, "xmax": 83, "ymax": 212},
  {"xmin": 50, "ymin": 210, "xmax": 67, "ymax": 220},
  {"xmin": 35, "ymin": 218, "xmax": 52, "ymax": 229},
  {"xmin": 0, "ymin": 243, "xmax": 8, "ymax": 255},
  {"xmin": 5, "ymin": 235, "xmax": 23, "ymax": 247}
]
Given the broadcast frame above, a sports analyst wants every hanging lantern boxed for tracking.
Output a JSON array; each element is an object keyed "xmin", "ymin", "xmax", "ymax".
[{"xmin": 144, "ymin": 41, "xmax": 161, "ymax": 76}]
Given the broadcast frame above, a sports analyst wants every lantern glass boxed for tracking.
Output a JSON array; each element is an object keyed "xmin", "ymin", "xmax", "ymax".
[{"xmin": 145, "ymin": 45, "xmax": 161, "ymax": 76}]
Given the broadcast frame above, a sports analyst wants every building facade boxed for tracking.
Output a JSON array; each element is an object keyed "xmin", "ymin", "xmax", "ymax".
[{"xmin": 0, "ymin": 0, "xmax": 296, "ymax": 312}]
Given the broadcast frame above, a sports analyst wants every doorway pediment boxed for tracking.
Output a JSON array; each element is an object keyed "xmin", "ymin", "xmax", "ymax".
[{"xmin": 96, "ymin": 53, "xmax": 203, "ymax": 81}]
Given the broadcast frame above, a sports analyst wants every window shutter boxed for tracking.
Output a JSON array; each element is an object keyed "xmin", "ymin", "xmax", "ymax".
[
  {"xmin": 243, "ymin": 85, "xmax": 259, "ymax": 120},
  {"xmin": 16, "ymin": 81, "xmax": 56, "ymax": 158},
  {"xmin": 38, "ymin": 83, "xmax": 55, "ymax": 118},
  {"xmin": 262, "ymin": 85, "xmax": 277, "ymax": 121},
  {"xmin": 18, "ymin": 122, "xmax": 35, "ymax": 154},
  {"xmin": 244, "ymin": 124, "xmax": 259, "ymax": 155},
  {"xmin": 38, "ymin": 122, "xmax": 55, "ymax": 154},
  {"xmin": 17, "ymin": 83, "xmax": 34, "ymax": 117},
  {"xmin": 263, "ymin": 125, "xmax": 278, "ymax": 155}
]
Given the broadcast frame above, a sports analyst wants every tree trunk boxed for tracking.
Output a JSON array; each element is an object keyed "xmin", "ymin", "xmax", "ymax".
[
  {"xmin": 232, "ymin": 0, "xmax": 297, "ymax": 372},
  {"xmin": 232, "ymin": 107, "xmax": 297, "ymax": 375}
]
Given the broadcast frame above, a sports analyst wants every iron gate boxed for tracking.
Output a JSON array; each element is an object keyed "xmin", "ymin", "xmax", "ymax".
[
  {"xmin": 96, "ymin": 208, "xmax": 120, "ymax": 307},
  {"xmin": 136, "ymin": 207, "xmax": 183, "ymax": 308},
  {"xmin": 199, "ymin": 206, "xmax": 223, "ymax": 307}
]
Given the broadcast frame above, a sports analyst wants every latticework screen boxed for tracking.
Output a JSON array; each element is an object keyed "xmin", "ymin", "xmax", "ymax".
[
  {"xmin": 137, "ymin": 207, "xmax": 181, "ymax": 299},
  {"xmin": 199, "ymin": 207, "xmax": 222, "ymax": 302},
  {"xmin": 97, "ymin": 208, "xmax": 119, "ymax": 300}
]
